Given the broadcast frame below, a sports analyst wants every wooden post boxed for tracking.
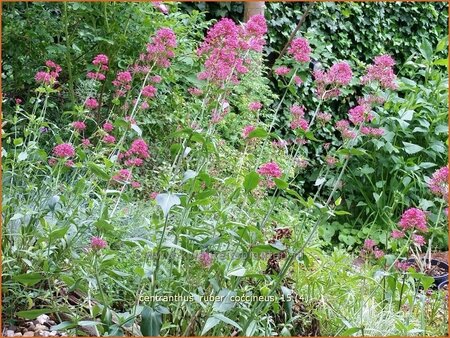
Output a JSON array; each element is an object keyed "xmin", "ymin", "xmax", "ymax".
[{"xmin": 244, "ymin": 1, "xmax": 265, "ymax": 21}]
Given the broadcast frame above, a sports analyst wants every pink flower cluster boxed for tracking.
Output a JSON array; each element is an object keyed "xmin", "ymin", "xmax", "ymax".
[
  {"xmin": 240, "ymin": 14, "xmax": 267, "ymax": 52},
  {"xmin": 348, "ymin": 105, "xmax": 373, "ymax": 125},
  {"xmin": 357, "ymin": 95, "xmax": 385, "ymax": 109},
  {"xmin": 361, "ymin": 239, "xmax": 384, "ymax": 259},
  {"xmin": 242, "ymin": 125, "xmax": 256, "ymax": 139},
  {"xmin": 197, "ymin": 15, "xmax": 267, "ymax": 84},
  {"xmin": 81, "ymin": 138, "xmax": 92, "ymax": 148},
  {"xmin": 360, "ymin": 126, "xmax": 384, "ymax": 137},
  {"xmin": 85, "ymin": 97, "xmax": 99, "ymax": 110},
  {"xmin": 398, "ymin": 208, "xmax": 428, "ymax": 232},
  {"xmin": 249, "ymin": 101, "xmax": 262, "ymax": 111},
  {"xmin": 119, "ymin": 139, "xmax": 150, "ymax": 167},
  {"xmin": 275, "ymin": 66, "xmax": 291, "ymax": 76},
  {"xmin": 325, "ymin": 155, "xmax": 338, "ymax": 167},
  {"xmin": 361, "ymin": 54, "xmax": 397, "ymax": 90},
  {"xmin": 142, "ymin": 85, "xmax": 157, "ymax": 98},
  {"xmin": 272, "ymin": 139, "xmax": 288, "ymax": 149},
  {"xmin": 35, "ymin": 60, "xmax": 62, "ymax": 85},
  {"xmin": 313, "ymin": 61, "xmax": 352, "ymax": 99},
  {"xmin": 428, "ymin": 166, "xmax": 448, "ymax": 199},
  {"xmin": 210, "ymin": 101, "xmax": 230, "ymax": 124},
  {"xmin": 87, "ymin": 54, "xmax": 109, "ymax": 81},
  {"xmin": 72, "ymin": 121, "xmax": 86, "ymax": 132},
  {"xmin": 112, "ymin": 168, "xmax": 132, "ymax": 182},
  {"xmin": 103, "ymin": 134, "xmax": 116, "ymax": 144},
  {"xmin": 290, "ymin": 105, "xmax": 309, "ymax": 131},
  {"xmin": 53, "ymin": 143, "xmax": 75, "ymax": 158},
  {"xmin": 198, "ymin": 252, "xmax": 213, "ymax": 268},
  {"xmin": 287, "ymin": 37, "xmax": 311, "ymax": 63},
  {"xmin": 112, "ymin": 71, "xmax": 133, "ymax": 97},
  {"xmin": 144, "ymin": 28, "xmax": 177, "ymax": 68},
  {"xmin": 103, "ymin": 122, "xmax": 114, "ymax": 132},
  {"xmin": 90, "ymin": 236, "xmax": 107, "ymax": 250},
  {"xmin": 152, "ymin": 1, "xmax": 168, "ymax": 14},
  {"xmin": 188, "ymin": 87, "xmax": 203, "ymax": 96},
  {"xmin": 258, "ymin": 162, "xmax": 282, "ymax": 178},
  {"xmin": 316, "ymin": 112, "xmax": 332, "ymax": 124}
]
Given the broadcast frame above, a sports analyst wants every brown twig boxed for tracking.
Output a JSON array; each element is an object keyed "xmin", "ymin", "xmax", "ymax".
[{"xmin": 274, "ymin": 2, "xmax": 315, "ymax": 65}]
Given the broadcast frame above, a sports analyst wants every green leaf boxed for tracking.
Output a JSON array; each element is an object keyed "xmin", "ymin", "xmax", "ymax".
[
  {"xmin": 247, "ymin": 128, "xmax": 268, "ymax": 139},
  {"xmin": 227, "ymin": 267, "xmax": 246, "ymax": 277},
  {"xmin": 131, "ymin": 124, "xmax": 142, "ymax": 136},
  {"xmin": 156, "ymin": 193, "xmax": 181, "ymax": 218},
  {"xmin": 87, "ymin": 162, "xmax": 110, "ymax": 180},
  {"xmin": 335, "ymin": 210, "xmax": 352, "ymax": 216},
  {"xmin": 162, "ymin": 241, "xmax": 192, "ymax": 254},
  {"xmin": 182, "ymin": 170, "xmax": 198, "ymax": 183},
  {"xmin": 212, "ymin": 313, "xmax": 242, "ymax": 331},
  {"xmin": 402, "ymin": 142, "xmax": 423, "ymax": 154},
  {"xmin": 337, "ymin": 148, "xmax": 367, "ymax": 156},
  {"xmin": 13, "ymin": 273, "xmax": 44, "ymax": 286},
  {"xmin": 252, "ymin": 244, "xmax": 284, "ymax": 253},
  {"xmin": 436, "ymin": 36, "xmax": 448, "ymax": 52},
  {"xmin": 274, "ymin": 178, "xmax": 288, "ymax": 190},
  {"xmin": 433, "ymin": 58, "xmax": 448, "ymax": 67},
  {"xmin": 212, "ymin": 289, "xmax": 236, "ymax": 313},
  {"xmin": 13, "ymin": 138, "xmax": 23, "ymax": 146},
  {"xmin": 17, "ymin": 151, "xmax": 28, "ymax": 162},
  {"xmin": 50, "ymin": 321, "xmax": 77, "ymax": 331},
  {"xmin": 140, "ymin": 306, "xmax": 162, "ymax": 336},
  {"xmin": 201, "ymin": 316, "xmax": 221, "ymax": 335},
  {"xmin": 17, "ymin": 308, "xmax": 53, "ymax": 319},
  {"xmin": 341, "ymin": 327, "xmax": 361, "ymax": 336},
  {"xmin": 419, "ymin": 39, "xmax": 433, "ymax": 60},
  {"xmin": 270, "ymin": 240, "xmax": 286, "ymax": 251},
  {"xmin": 49, "ymin": 226, "xmax": 70, "ymax": 241},
  {"xmin": 243, "ymin": 172, "xmax": 260, "ymax": 192}
]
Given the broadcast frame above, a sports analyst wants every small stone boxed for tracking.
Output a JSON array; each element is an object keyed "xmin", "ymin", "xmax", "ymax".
[
  {"xmin": 23, "ymin": 332, "xmax": 34, "ymax": 337},
  {"xmin": 25, "ymin": 323, "xmax": 35, "ymax": 331},
  {"xmin": 6, "ymin": 330, "xmax": 15, "ymax": 337},
  {"xmin": 47, "ymin": 321, "xmax": 55, "ymax": 326},
  {"xmin": 35, "ymin": 324, "xmax": 47, "ymax": 331},
  {"xmin": 36, "ymin": 315, "xmax": 49, "ymax": 325},
  {"xmin": 14, "ymin": 333, "xmax": 23, "ymax": 337},
  {"xmin": 48, "ymin": 332, "xmax": 57, "ymax": 337}
]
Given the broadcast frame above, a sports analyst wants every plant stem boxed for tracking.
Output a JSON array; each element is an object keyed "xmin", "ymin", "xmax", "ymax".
[{"xmin": 63, "ymin": 2, "xmax": 76, "ymax": 106}]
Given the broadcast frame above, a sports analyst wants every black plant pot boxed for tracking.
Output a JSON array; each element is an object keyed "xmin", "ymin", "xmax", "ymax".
[
  {"xmin": 406, "ymin": 258, "xmax": 449, "ymax": 286},
  {"xmin": 438, "ymin": 280, "xmax": 448, "ymax": 290}
]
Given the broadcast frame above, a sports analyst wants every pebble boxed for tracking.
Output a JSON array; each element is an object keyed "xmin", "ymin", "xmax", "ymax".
[
  {"xmin": 35, "ymin": 325, "xmax": 47, "ymax": 331},
  {"xmin": 14, "ymin": 334, "xmax": 22, "ymax": 337},
  {"xmin": 36, "ymin": 316, "xmax": 49, "ymax": 325},
  {"xmin": 23, "ymin": 332, "xmax": 34, "ymax": 337},
  {"xmin": 6, "ymin": 330, "xmax": 15, "ymax": 337}
]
